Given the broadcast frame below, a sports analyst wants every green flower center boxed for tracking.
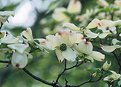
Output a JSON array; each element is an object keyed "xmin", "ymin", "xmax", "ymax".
[{"xmin": 60, "ymin": 43, "xmax": 67, "ymax": 51}]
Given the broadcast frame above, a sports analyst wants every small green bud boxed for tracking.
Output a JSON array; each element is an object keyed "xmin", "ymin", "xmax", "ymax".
[{"xmin": 102, "ymin": 61, "xmax": 111, "ymax": 71}]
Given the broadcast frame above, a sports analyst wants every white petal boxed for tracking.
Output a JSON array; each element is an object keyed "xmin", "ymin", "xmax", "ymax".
[
  {"xmin": 52, "ymin": 8, "xmax": 70, "ymax": 22},
  {"xmin": 85, "ymin": 30, "xmax": 98, "ymax": 38},
  {"xmin": 110, "ymin": 70, "xmax": 121, "ymax": 80},
  {"xmin": 55, "ymin": 49, "xmax": 64, "ymax": 62},
  {"xmin": 77, "ymin": 40, "xmax": 93, "ymax": 55},
  {"xmin": 67, "ymin": 0, "xmax": 81, "ymax": 14},
  {"xmin": 7, "ymin": 44, "xmax": 28, "ymax": 53},
  {"xmin": 90, "ymin": 51, "xmax": 105, "ymax": 61},
  {"xmin": 112, "ymin": 39, "xmax": 120, "ymax": 45},
  {"xmin": 62, "ymin": 47, "xmax": 76, "ymax": 61},
  {"xmin": 97, "ymin": 0, "xmax": 109, "ymax": 7},
  {"xmin": 38, "ymin": 39, "xmax": 53, "ymax": 50},
  {"xmin": 11, "ymin": 52, "xmax": 28, "ymax": 68},
  {"xmin": 101, "ymin": 45, "xmax": 116, "ymax": 52},
  {"xmin": 0, "ymin": 11, "xmax": 14, "ymax": 16},
  {"xmin": 63, "ymin": 23, "xmax": 80, "ymax": 31},
  {"xmin": 114, "ymin": 20, "xmax": 121, "ymax": 26},
  {"xmin": 46, "ymin": 35, "xmax": 60, "ymax": 49},
  {"xmin": 22, "ymin": 28, "xmax": 33, "ymax": 41},
  {"xmin": 0, "ymin": 34, "xmax": 19, "ymax": 44},
  {"xmin": 99, "ymin": 33, "xmax": 109, "ymax": 38},
  {"xmin": 114, "ymin": 45, "xmax": 121, "ymax": 48},
  {"xmin": 69, "ymin": 32, "xmax": 83, "ymax": 44},
  {"xmin": 85, "ymin": 56, "xmax": 94, "ymax": 62},
  {"xmin": 0, "ymin": 11, "xmax": 14, "ymax": 23},
  {"xmin": 86, "ymin": 18, "xmax": 100, "ymax": 29},
  {"xmin": 98, "ymin": 20, "xmax": 115, "ymax": 29}
]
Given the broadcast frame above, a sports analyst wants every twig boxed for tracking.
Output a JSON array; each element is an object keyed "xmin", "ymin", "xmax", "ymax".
[
  {"xmin": 67, "ymin": 74, "xmax": 103, "ymax": 87},
  {"xmin": 55, "ymin": 60, "xmax": 67, "ymax": 84},
  {"xmin": 55, "ymin": 60, "xmax": 84, "ymax": 85}
]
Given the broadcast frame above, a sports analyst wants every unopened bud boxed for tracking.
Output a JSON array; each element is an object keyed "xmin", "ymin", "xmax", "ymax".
[{"xmin": 102, "ymin": 61, "xmax": 111, "ymax": 71}]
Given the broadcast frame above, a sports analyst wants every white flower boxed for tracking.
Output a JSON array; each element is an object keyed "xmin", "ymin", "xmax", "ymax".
[
  {"xmin": 21, "ymin": 28, "xmax": 34, "ymax": 42},
  {"xmin": 114, "ymin": 0, "xmax": 121, "ymax": 8},
  {"xmin": 102, "ymin": 61, "xmax": 111, "ymax": 71},
  {"xmin": 67, "ymin": 0, "xmax": 81, "ymax": 14},
  {"xmin": 97, "ymin": 0, "xmax": 109, "ymax": 7},
  {"xmin": 44, "ymin": 30, "xmax": 78, "ymax": 62},
  {"xmin": 85, "ymin": 18, "xmax": 121, "ymax": 38},
  {"xmin": 11, "ymin": 52, "xmax": 28, "ymax": 68},
  {"xmin": 52, "ymin": 8, "xmax": 70, "ymax": 22},
  {"xmin": 87, "ymin": 18, "xmax": 121, "ymax": 30},
  {"xmin": 104, "ymin": 71, "xmax": 121, "ymax": 82}
]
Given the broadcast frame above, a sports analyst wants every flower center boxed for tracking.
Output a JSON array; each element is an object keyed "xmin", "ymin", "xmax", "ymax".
[{"xmin": 60, "ymin": 43, "xmax": 67, "ymax": 51}]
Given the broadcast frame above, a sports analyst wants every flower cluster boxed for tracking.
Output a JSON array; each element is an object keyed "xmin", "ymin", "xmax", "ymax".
[{"xmin": 0, "ymin": 0, "xmax": 121, "ymax": 86}]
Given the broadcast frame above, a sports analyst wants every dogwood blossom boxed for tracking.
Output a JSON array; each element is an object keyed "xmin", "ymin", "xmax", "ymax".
[
  {"xmin": 63, "ymin": 22, "xmax": 109, "ymax": 39},
  {"xmin": 97, "ymin": 0, "xmax": 109, "ymax": 7},
  {"xmin": 38, "ymin": 29, "xmax": 84, "ymax": 62},
  {"xmin": 52, "ymin": 8, "xmax": 70, "ymax": 22},
  {"xmin": 52, "ymin": 0, "xmax": 81, "ymax": 22},
  {"xmin": 74, "ymin": 39, "xmax": 105, "ymax": 62},
  {"xmin": 104, "ymin": 71, "xmax": 121, "ymax": 82},
  {"xmin": 86, "ymin": 18, "xmax": 121, "ymax": 30},
  {"xmin": 67, "ymin": 0, "xmax": 81, "ymax": 14}
]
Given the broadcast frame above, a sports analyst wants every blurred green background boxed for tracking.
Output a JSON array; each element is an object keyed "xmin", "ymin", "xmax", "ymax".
[{"xmin": 0, "ymin": 0, "xmax": 119, "ymax": 87}]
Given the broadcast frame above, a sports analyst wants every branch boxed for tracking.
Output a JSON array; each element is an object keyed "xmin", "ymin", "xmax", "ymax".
[
  {"xmin": 55, "ymin": 60, "xmax": 85, "ymax": 85},
  {"xmin": 23, "ymin": 68, "xmax": 55, "ymax": 86},
  {"xmin": 55, "ymin": 60, "xmax": 67, "ymax": 84},
  {"xmin": 0, "ymin": 60, "xmax": 10, "ymax": 64}
]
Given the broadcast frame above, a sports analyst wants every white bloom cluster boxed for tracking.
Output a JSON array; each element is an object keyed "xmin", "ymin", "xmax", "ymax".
[{"xmin": 0, "ymin": 0, "xmax": 121, "ymax": 85}]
